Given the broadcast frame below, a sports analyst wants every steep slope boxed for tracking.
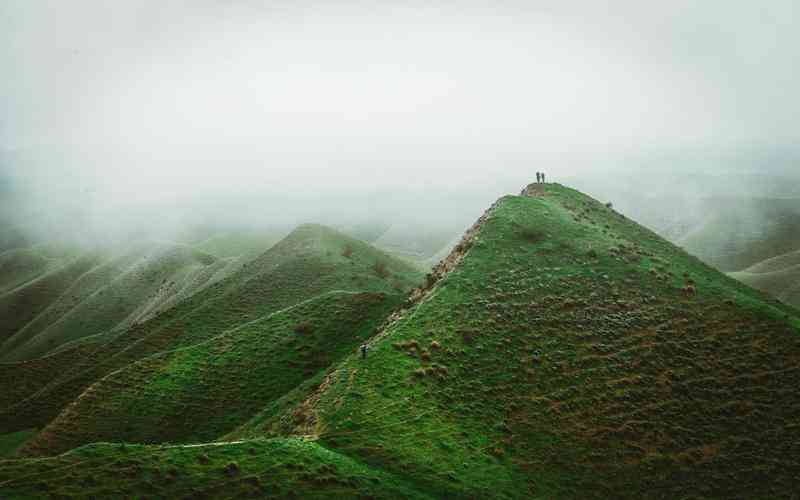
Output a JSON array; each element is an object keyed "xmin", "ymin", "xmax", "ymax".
[
  {"xmin": 261, "ymin": 184, "xmax": 800, "ymax": 498},
  {"xmin": 0, "ymin": 254, "xmax": 104, "ymax": 346},
  {"xmin": 22, "ymin": 291, "xmax": 400, "ymax": 456},
  {"xmin": 0, "ymin": 224, "xmax": 423, "ymax": 435},
  {"xmin": 729, "ymin": 249, "xmax": 800, "ymax": 308},
  {"xmin": 0, "ymin": 243, "xmax": 230, "ymax": 362}
]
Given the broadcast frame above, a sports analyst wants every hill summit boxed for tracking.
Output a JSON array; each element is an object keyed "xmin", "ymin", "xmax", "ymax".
[{"xmin": 2, "ymin": 183, "xmax": 800, "ymax": 499}]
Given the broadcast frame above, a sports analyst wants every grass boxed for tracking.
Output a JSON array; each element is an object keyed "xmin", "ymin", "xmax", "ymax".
[
  {"xmin": 0, "ymin": 224, "xmax": 423, "ymax": 437},
  {"xmin": 0, "ymin": 242, "xmax": 233, "ymax": 362},
  {"xmin": 193, "ymin": 229, "xmax": 288, "ymax": 259},
  {"xmin": 22, "ymin": 291, "xmax": 403, "ymax": 456},
  {"xmin": 0, "ymin": 438, "xmax": 431, "ymax": 499},
  {"xmin": 0, "ymin": 430, "xmax": 36, "ymax": 458}
]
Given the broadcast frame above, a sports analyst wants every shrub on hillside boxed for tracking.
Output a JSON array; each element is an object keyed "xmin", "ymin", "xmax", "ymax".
[
  {"xmin": 341, "ymin": 244, "xmax": 353, "ymax": 258},
  {"xmin": 372, "ymin": 260, "xmax": 390, "ymax": 279},
  {"xmin": 293, "ymin": 322, "xmax": 315, "ymax": 334},
  {"xmin": 518, "ymin": 227, "xmax": 545, "ymax": 243}
]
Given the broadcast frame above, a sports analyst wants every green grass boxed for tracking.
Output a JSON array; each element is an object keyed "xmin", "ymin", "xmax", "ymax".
[
  {"xmin": 22, "ymin": 291, "xmax": 403, "ymax": 456},
  {"xmin": 0, "ymin": 438, "xmax": 431, "ymax": 499},
  {"xmin": 193, "ymin": 229, "xmax": 288, "ymax": 259},
  {"xmin": 0, "ymin": 430, "xmax": 36, "ymax": 458},
  {"xmin": 0, "ymin": 224, "xmax": 423, "ymax": 436}
]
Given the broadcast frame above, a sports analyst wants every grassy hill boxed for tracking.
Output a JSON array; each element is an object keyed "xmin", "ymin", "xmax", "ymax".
[
  {"xmin": 729, "ymin": 249, "xmax": 800, "ymax": 308},
  {"xmin": 264, "ymin": 184, "xmax": 800, "ymax": 498},
  {"xmin": 678, "ymin": 197, "xmax": 800, "ymax": 272},
  {"xmin": 0, "ymin": 243, "xmax": 235, "ymax": 362},
  {"xmin": 193, "ymin": 230, "xmax": 288, "ymax": 260},
  {"xmin": 2, "ymin": 184, "xmax": 800, "ymax": 498},
  {"xmin": 22, "ymin": 291, "xmax": 401, "ymax": 456},
  {"xmin": 0, "ymin": 245, "xmax": 75, "ymax": 294},
  {"xmin": 0, "ymin": 224, "xmax": 423, "ymax": 436}
]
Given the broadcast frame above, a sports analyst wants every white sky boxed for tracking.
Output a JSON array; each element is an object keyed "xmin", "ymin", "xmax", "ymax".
[{"xmin": 1, "ymin": 1, "xmax": 799, "ymax": 239}]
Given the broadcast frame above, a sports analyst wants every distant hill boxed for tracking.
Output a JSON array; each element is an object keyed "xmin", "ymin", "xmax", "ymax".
[
  {"xmin": 729, "ymin": 249, "xmax": 800, "ymax": 308},
  {"xmin": 372, "ymin": 222, "xmax": 464, "ymax": 261},
  {"xmin": 193, "ymin": 229, "xmax": 289, "ymax": 260},
  {"xmin": 2, "ymin": 184, "xmax": 799, "ymax": 498},
  {"xmin": 0, "ymin": 243, "xmax": 236, "ymax": 362},
  {"xmin": 0, "ymin": 224, "xmax": 423, "ymax": 436},
  {"xmin": 677, "ymin": 197, "xmax": 800, "ymax": 272}
]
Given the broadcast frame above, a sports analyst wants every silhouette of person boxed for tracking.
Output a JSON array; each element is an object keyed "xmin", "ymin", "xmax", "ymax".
[{"xmin": 541, "ymin": 172, "xmax": 546, "ymax": 183}]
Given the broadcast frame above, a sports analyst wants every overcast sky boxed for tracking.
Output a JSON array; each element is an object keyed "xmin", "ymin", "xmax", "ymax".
[{"xmin": 2, "ymin": 1, "xmax": 799, "ymax": 242}]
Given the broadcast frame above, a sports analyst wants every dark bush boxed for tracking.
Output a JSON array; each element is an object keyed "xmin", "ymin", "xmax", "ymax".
[
  {"xmin": 341, "ymin": 244, "xmax": 353, "ymax": 258},
  {"xmin": 293, "ymin": 322, "xmax": 315, "ymax": 334},
  {"xmin": 373, "ymin": 260, "xmax": 389, "ymax": 279}
]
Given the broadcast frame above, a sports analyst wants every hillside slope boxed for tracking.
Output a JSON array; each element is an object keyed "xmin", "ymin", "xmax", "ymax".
[
  {"xmin": 0, "ymin": 224, "xmax": 423, "ymax": 435},
  {"xmin": 0, "ymin": 243, "xmax": 232, "ymax": 362},
  {"xmin": 678, "ymin": 197, "xmax": 800, "ymax": 272},
  {"xmin": 22, "ymin": 291, "xmax": 401, "ymax": 456},
  {"xmin": 269, "ymin": 184, "xmax": 800, "ymax": 498},
  {"xmin": 729, "ymin": 249, "xmax": 800, "ymax": 308}
]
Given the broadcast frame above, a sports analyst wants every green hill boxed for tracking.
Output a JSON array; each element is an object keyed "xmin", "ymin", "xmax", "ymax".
[
  {"xmin": 2, "ymin": 184, "xmax": 800, "ymax": 498},
  {"xmin": 729, "ymin": 249, "xmax": 800, "ymax": 308},
  {"xmin": 21, "ymin": 291, "xmax": 401, "ymax": 456},
  {"xmin": 264, "ymin": 184, "xmax": 800, "ymax": 498},
  {"xmin": 0, "ymin": 254, "xmax": 105, "ymax": 349},
  {"xmin": 193, "ymin": 230, "xmax": 288, "ymax": 260},
  {"xmin": 0, "ymin": 247, "xmax": 59, "ymax": 294},
  {"xmin": 0, "ymin": 243, "xmax": 234, "ymax": 362},
  {"xmin": 678, "ymin": 197, "xmax": 800, "ymax": 272},
  {"xmin": 0, "ymin": 224, "xmax": 423, "ymax": 436}
]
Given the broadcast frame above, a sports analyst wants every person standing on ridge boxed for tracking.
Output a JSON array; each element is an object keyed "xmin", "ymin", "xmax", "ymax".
[
  {"xmin": 542, "ymin": 172, "xmax": 546, "ymax": 183},
  {"xmin": 536, "ymin": 172, "xmax": 541, "ymax": 183},
  {"xmin": 360, "ymin": 344, "xmax": 369, "ymax": 359}
]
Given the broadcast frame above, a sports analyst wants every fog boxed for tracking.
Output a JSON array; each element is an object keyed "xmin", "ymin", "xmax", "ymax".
[{"xmin": 2, "ymin": 1, "xmax": 799, "ymax": 247}]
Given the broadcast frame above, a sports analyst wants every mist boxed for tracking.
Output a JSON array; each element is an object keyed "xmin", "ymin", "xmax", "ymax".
[{"xmin": 2, "ymin": 0, "xmax": 799, "ymax": 247}]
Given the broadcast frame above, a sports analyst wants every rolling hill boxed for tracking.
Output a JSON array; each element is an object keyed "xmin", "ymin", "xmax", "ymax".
[
  {"xmin": 0, "ymin": 243, "xmax": 236, "ymax": 362},
  {"xmin": 676, "ymin": 197, "xmax": 800, "ymax": 272},
  {"xmin": 0, "ymin": 224, "xmax": 423, "ymax": 437},
  {"xmin": 729, "ymin": 249, "xmax": 800, "ymax": 309},
  {"xmin": 22, "ymin": 291, "xmax": 402, "ymax": 456},
  {"xmin": 2, "ymin": 184, "xmax": 799, "ymax": 499}
]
